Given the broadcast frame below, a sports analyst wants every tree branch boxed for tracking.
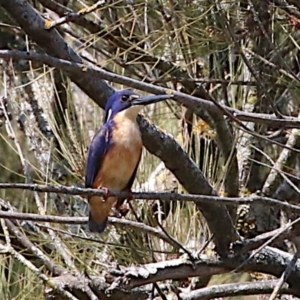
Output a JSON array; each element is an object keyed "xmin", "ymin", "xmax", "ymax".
[
  {"xmin": 46, "ymin": 246, "xmax": 300, "ymax": 299},
  {"xmin": 0, "ymin": 183, "xmax": 300, "ymax": 214},
  {"xmin": 44, "ymin": 0, "xmax": 106, "ymax": 30},
  {"xmin": 234, "ymin": 218, "xmax": 300, "ymax": 254},
  {"xmin": 4, "ymin": 218, "xmax": 67, "ymax": 276},
  {"xmin": 0, "ymin": 210, "xmax": 180, "ymax": 249},
  {"xmin": 1, "ymin": 209, "xmax": 300, "ymax": 298},
  {"xmin": 180, "ymin": 280, "xmax": 292, "ymax": 300},
  {"xmin": 0, "ymin": 49, "xmax": 299, "ymax": 129}
]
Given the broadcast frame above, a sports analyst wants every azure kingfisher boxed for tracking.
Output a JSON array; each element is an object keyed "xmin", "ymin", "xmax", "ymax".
[{"xmin": 85, "ymin": 89, "xmax": 173, "ymax": 233}]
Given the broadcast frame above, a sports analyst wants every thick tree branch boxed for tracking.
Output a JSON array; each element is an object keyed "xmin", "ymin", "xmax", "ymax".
[{"xmin": 46, "ymin": 247, "xmax": 300, "ymax": 299}]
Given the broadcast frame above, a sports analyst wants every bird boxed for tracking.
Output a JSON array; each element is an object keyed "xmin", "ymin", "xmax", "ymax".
[{"xmin": 85, "ymin": 89, "xmax": 173, "ymax": 233}]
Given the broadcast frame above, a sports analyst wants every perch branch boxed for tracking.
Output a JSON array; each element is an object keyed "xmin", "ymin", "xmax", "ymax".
[{"xmin": 0, "ymin": 183, "xmax": 300, "ymax": 214}]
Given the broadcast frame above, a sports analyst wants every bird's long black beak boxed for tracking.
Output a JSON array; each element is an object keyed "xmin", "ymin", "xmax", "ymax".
[{"xmin": 131, "ymin": 94, "xmax": 173, "ymax": 106}]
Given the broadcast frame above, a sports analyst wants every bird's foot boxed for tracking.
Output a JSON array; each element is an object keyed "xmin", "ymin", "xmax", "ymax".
[
  {"xmin": 110, "ymin": 207, "xmax": 122, "ymax": 218},
  {"xmin": 100, "ymin": 187, "xmax": 110, "ymax": 202},
  {"xmin": 126, "ymin": 190, "xmax": 134, "ymax": 201},
  {"xmin": 118, "ymin": 201, "xmax": 130, "ymax": 217}
]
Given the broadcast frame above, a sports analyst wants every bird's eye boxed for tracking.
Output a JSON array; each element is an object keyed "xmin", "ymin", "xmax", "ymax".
[{"xmin": 121, "ymin": 95, "xmax": 129, "ymax": 102}]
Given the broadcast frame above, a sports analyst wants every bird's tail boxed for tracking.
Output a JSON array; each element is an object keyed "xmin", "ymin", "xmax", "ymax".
[
  {"xmin": 88, "ymin": 212, "xmax": 108, "ymax": 233},
  {"xmin": 88, "ymin": 196, "xmax": 116, "ymax": 233}
]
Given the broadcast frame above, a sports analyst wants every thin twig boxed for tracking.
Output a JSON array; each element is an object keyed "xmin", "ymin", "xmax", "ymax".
[
  {"xmin": 37, "ymin": 224, "xmax": 176, "ymax": 254},
  {"xmin": 44, "ymin": 0, "xmax": 106, "ymax": 29},
  {"xmin": 269, "ymin": 249, "xmax": 300, "ymax": 300},
  {"xmin": 5, "ymin": 219, "xmax": 67, "ymax": 276},
  {"xmin": 0, "ymin": 210, "xmax": 180, "ymax": 249},
  {"xmin": 1, "ymin": 183, "xmax": 300, "ymax": 214},
  {"xmin": 156, "ymin": 220, "xmax": 195, "ymax": 263},
  {"xmin": 262, "ymin": 117, "xmax": 300, "ymax": 196},
  {"xmin": 232, "ymin": 217, "xmax": 300, "ymax": 273}
]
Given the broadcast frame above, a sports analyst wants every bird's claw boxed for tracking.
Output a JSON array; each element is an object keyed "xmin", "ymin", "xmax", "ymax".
[
  {"xmin": 110, "ymin": 207, "xmax": 122, "ymax": 218},
  {"xmin": 127, "ymin": 190, "xmax": 133, "ymax": 201},
  {"xmin": 101, "ymin": 187, "xmax": 110, "ymax": 202}
]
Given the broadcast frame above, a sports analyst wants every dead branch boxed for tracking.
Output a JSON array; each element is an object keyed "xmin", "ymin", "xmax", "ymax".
[
  {"xmin": 5, "ymin": 218, "xmax": 67, "ymax": 276},
  {"xmin": 0, "ymin": 244, "xmax": 79, "ymax": 300},
  {"xmin": 0, "ymin": 50, "xmax": 299, "ymax": 130},
  {"xmin": 180, "ymin": 280, "xmax": 292, "ymax": 300},
  {"xmin": 234, "ymin": 218, "xmax": 300, "ymax": 254},
  {"xmin": 44, "ymin": 0, "xmax": 106, "ymax": 29},
  {"xmin": 46, "ymin": 246, "xmax": 300, "ymax": 299},
  {"xmin": 263, "ymin": 124, "xmax": 300, "ymax": 196},
  {"xmin": 269, "ymin": 249, "xmax": 300, "ymax": 300}
]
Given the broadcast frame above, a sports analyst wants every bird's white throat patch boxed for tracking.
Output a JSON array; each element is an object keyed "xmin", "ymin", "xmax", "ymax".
[
  {"xmin": 112, "ymin": 105, "xmax": 143, "ymax": 145},
  {"xmin": 106, "ymin": 105, "xmax": 143, "ymax": 122},
  {"xmin": 118, "ymin": 105, "xmax": 143, "ymax": 120},
  {"xmin": 106, "ymin": 109, "xmax": 112, "ymax": 121}
]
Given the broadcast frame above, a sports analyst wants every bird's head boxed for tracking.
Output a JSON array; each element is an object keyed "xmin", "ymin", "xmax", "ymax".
[{"xmin": 104, "ymin": 89, "xmax": 173, "ymax": 122}]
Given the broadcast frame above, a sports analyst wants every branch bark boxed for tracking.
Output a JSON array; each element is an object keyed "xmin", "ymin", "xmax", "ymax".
[
  {"xmin": 180, "ymin": 280, "xmax": 292, "ymax": 300},
  {"xmin": 0, "ymin": 49, "xmax": 299, "ymax": 129},
  {"xmin": 46, "ymin": 246, "xmax": 300, "ymax": 299}
]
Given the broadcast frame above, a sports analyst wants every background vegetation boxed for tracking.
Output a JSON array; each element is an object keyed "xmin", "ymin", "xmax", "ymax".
[{"xmin": 0, "ymin": 0, "xmax": 300, "ymax": 299}]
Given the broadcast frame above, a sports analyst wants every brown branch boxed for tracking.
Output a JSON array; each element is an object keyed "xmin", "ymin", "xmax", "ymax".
[
  {"xmin": 0, "ymin": 183, "xmax": 300, "ymax": 214},
  {"xmin": 0, "ymin": 50, "xmax": 299, "ymax": 130},
  {"xmin": 180, "ymin": 280, "xmax": 292, "ymax": 300},
  {"xmin": 1, "ymin": 48, "xmax": 299, "ymax": 157}
]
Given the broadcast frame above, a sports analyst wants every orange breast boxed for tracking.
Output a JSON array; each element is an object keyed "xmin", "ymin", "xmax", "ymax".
[{"xmin": 92, "ymin": 117, "xmax": 142, "ymax": 191}]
